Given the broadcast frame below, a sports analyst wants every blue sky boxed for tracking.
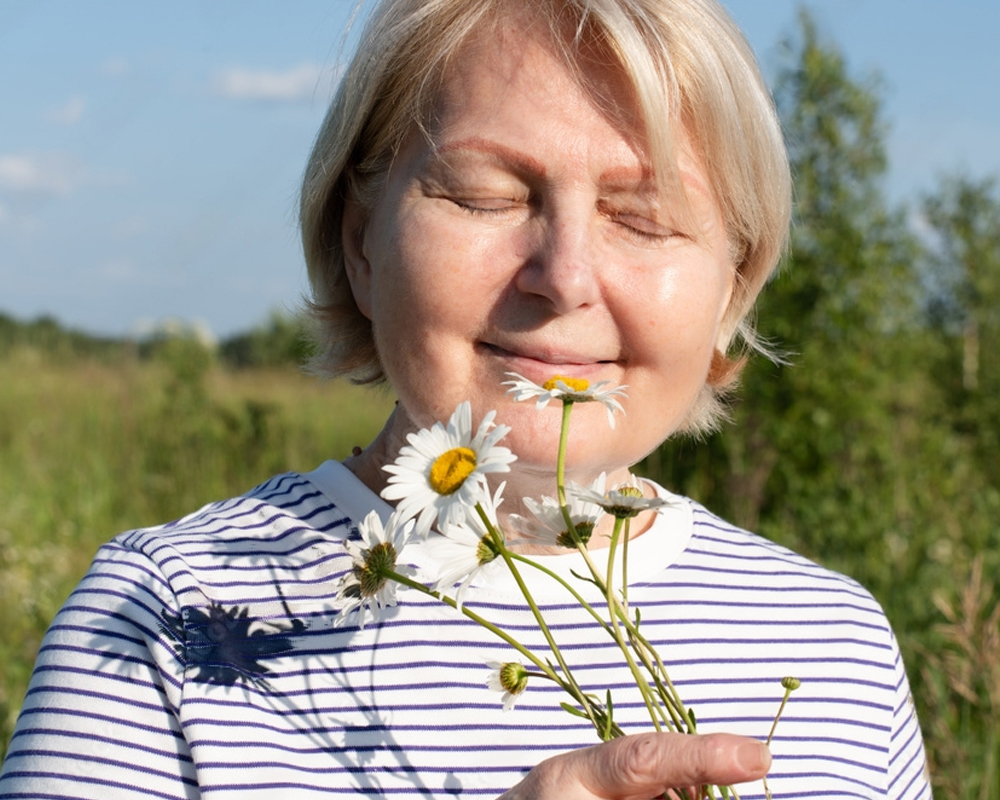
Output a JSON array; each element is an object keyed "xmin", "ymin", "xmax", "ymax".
[{"xmin": 1, "ymin": 1, "xmax": 997, "ymax": 340}]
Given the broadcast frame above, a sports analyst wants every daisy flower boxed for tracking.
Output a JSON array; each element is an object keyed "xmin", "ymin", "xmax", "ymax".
[
  {"xmin": 333, "ymin": 510, "xmax": 414, "ymax": 629},
  {"xmin": 423, "ymin": 483, "xmax": 506, "ymax": 610},
  {"xmin": 486, "ymin": 660, "xmax": 530, "ymax": 712},
  {"xmin": 382, "ymin": 401, "xmax": 515, "ymax": 538},
  {"xmin": 508, "ymin": 475, "xmax": 607, "ymax": 549},
  {"xmin": 571, "ymin": 475, "xmax": 676, "ymax": 519},
  {"xmin": 502, "ymin": 372, "xmax": 627, "ymax": 428}
]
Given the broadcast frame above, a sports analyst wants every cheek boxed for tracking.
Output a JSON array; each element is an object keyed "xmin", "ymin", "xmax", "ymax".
[
  {"xmin": 616, "ymin": 260, "xmax": 731, "ymax": 364},
  {"xmin": 373, "ymin": 208, "xmax": 503, "ymax": 318}
]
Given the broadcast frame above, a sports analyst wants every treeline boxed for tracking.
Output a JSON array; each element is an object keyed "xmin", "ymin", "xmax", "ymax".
[
  {"xmin": 640, "ymin": 13, "xmax": 999, "ymax": 798},
  {"xmin": 0, "ymin": 309, "xmax": 315, "ymax": 369},
  {"xmin": 0, "ymin": 314, "xmax": 127, "ymax": 360}
]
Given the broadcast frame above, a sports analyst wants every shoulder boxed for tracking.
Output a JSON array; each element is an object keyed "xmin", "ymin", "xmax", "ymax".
[
  {"xmin": 669, "ymin": 497, "xmax": 893, "ymax": 634},
  {"xmin": 117, "ymin": 470, "xmax": 352, "ymax": 554},
  {"xmin": 84, "ymin": 468, "xmax": 366, "ymax": 621},
  {"xmin": 112, "ymin": 469, "xmax": 359, "ymax": 569},
  {"xmin": 686, "ymin": 499, "xmax": 876, "ymax": 591}
]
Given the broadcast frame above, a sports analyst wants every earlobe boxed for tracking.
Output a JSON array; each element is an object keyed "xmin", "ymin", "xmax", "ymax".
[{"xmin": 342, "ymin": 195, "xmax": 374, "ymax": 320}]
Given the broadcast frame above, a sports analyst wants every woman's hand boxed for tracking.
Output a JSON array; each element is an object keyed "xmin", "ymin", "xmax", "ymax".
[{"xmin": 498, "ymin": 732, "xmax": 771, "ymax": 800}]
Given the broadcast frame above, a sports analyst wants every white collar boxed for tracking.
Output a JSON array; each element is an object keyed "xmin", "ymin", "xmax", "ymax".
[{"xmin": 305, "ymin": 460, "xmax": 693, "ymax": 603}]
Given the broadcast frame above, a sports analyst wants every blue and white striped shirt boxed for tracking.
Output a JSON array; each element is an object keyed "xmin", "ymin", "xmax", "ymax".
[{"xmin": 0, "ymin": 461, "xmax": 931, "ymax": 799}]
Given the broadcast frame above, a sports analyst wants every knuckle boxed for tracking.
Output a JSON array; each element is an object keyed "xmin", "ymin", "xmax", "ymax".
[{"xmin": 618, "ymin": 735, "xmax": 659, "ymax": 783}]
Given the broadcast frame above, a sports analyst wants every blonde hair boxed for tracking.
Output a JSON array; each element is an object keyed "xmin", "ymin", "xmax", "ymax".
[{"xmin": 300, "ymin": 0, "xmax": 791, "ymax": 434}]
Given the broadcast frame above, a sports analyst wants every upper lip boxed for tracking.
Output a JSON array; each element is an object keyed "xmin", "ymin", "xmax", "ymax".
[{"xmin": 483, "ymin": 341, "xmax": 615, "ymax": 366}]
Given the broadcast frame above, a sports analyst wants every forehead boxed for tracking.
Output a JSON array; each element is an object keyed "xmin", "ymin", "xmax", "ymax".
[
  {"xmin": 430, "ymin": 18, "xmax": 650, "ymax": 151},
  {"xmin": 407, "ymin": 20, "xmax": 710, "ymax": 215}
]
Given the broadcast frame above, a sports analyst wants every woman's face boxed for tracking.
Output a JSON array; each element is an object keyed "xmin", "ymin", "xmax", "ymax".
[{"xmin": 344, "ymin": 24, "xmax": 734, "ymax": 483}]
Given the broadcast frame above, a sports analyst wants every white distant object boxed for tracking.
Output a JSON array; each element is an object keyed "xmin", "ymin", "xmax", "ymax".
[{"xmin": 131, "ymin": 317, "xmax": 218, "ymax": 349}]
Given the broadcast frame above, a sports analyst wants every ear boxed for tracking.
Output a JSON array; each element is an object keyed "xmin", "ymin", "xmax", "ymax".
[{"xmin": 342, "ymin": 194, "xmax": 374, "ymax": 320}]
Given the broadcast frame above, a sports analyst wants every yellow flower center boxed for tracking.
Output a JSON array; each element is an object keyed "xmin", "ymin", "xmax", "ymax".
[
  {"xmin": 617, "ymin": 485, "xmax": 644, "ymax": 499},
  {"xmin": 543, "ymin": 375, "xmax": 589, "ymax": 392},
  {"xmin": 428, "ymin": 447, "xmax": 477, "ymax": 495}
]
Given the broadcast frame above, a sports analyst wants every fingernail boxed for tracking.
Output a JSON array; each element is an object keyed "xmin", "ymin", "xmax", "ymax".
[{"xmin": 736, "ymin": 741, "xmax": 771, "ymax": 773}]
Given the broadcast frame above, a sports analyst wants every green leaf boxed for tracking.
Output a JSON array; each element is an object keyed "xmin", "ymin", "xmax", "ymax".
[{"xmin": 559, "ymin": 702, "xmax": 589, "ymax": 719}]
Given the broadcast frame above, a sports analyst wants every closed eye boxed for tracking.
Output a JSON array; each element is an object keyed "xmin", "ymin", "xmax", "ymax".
[
  {"xmin": 452, "ymin": 197, "xmax": 520, "ymax": 214},
  {"xmin": 608, "ymin": 211, "xmax": 676, "ymax": 243}
]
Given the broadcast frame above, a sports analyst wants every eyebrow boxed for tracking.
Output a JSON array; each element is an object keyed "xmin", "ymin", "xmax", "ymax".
[
  {"xmin": 434, "ymin": 137, "xmax": 548, "ymax": 178},
  {"xmin": 432, "ymin": 135, "xmax": 708, "ymax": 202}
]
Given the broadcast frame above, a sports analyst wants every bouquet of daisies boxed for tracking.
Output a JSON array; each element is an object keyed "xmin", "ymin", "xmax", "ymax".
[{"xmin": 333, "ymin": 372, "xmax": 796, "ymax": 800}]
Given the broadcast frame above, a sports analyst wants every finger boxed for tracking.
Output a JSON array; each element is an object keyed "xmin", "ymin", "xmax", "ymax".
[{"xmin": 574, "ymin": 733, "xmax": 771, "ymax": 800}]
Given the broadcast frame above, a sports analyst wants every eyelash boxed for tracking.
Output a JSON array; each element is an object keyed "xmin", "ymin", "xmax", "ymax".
[
  {"xmin": 450, "ymin": 197, "xmax": 677, "ymax": 243},
  {"xmin": 450, "ymin": 196, "xmax": 530, "ymax": 218},
  {"xmin": 452, "ymin": 199, "xmax": 511, "ymax": 215},
  {"xmin": 608, "ymin": 213, "xmax": 675, "ymax": 243}
]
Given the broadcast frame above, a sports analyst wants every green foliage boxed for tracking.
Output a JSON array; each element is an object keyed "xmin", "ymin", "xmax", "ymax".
[
  {"xmin": 642, "ymin": 10, "xmax": 1000, "ymax": 797},
  {"xmin": 218, "ymin": 310, "xmax": 317, "ymax": 368},
  {"xmin": 0, "ymin": 313, "xmax": 127, "ymax": 361},
  {"xmin": 917, "ymin": 556, "xmax": 1000, "ymax": 800},
  {"xmin": 922, "ymin": 176, "xmax": 1000, "ymax": 474}
]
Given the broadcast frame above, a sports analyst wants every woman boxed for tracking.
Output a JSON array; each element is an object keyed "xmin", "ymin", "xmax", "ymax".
[{"xmin": 0, "ymin": 0, "xmax": 930, "ymax": 798}]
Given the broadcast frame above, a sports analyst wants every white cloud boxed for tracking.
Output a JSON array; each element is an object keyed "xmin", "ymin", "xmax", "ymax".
[
  {"xmin": 46, "ymin": 95, "xmax": 86, "ymax": 125},
  {"xmin": 99, "ymin": 259, "xmax": 140, "ymax": 280},
  {"xmin": 212, "ymin": 63, "xmax": 324, "ymax": 101},
  {"xmin": 0, "ymin": 152, "xmax": 86, "ymax": 196},
  {"xmin": 100, "ymin": 57, "xmax": 129, "ymax": 77}
]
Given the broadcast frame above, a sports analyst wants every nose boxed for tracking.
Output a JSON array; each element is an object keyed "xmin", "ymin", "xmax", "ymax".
[{"xmin": 515, "ymin": 213, "xmax": 601, "ymax": 315}]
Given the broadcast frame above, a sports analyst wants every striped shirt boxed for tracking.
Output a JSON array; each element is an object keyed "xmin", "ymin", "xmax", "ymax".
[{"xmin": 0, "ymin": 461, "xmax": 931, "ymax": 799}]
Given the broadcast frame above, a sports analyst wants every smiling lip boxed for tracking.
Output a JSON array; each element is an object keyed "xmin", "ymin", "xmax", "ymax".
[{"xmin": 482, "ymin": 342, "xmax": 615, "ymax": 382}]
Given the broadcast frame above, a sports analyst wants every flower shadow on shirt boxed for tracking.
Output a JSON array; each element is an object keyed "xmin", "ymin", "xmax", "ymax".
[
  {"xmin": 158, "ymin": 601, "xmax": 305, "ymax": 691},
  {"xmin": 244, "ymin": 526, "xmax": 460, "ymax": 797},
  {"xmin": 84, "ymin": 519, "xmax": 460, "ymax": 795}
]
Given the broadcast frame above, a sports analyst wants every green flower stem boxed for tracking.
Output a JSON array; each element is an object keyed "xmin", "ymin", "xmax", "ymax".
[
  {"xmin": 620, "ymin": 518, "xmax": 631, "ymax": 607},
  {"xmin": 569, "ymin": 534, "xmax": 689, "ymax": 731},
  {"xmin": 556, "ymin": 400, "xmax": 575, "ymax": 534},
  {"xmin": 387, "ymin": 564, "xmax": 615, "ymax": 735},
  {"xmin": 550, "ymin": 395, "xmax": 692, "ymax": 739},
  {"xmin": 506, "ymin": 552, "xmax": 613, "ymax": 635},
  {"xmin": 561, "ymin": 528, "xmax": 689, "ymax": 732},
  {"xmin": 608, "ymin": 593, "xmax": 690, "ymax": 729},
  {"xmin": 582, "ymin": 537, "xmax": 689, "ymax": 730},
  {"xmin": 513, "ymin": 530, "xmax": 681, "ymax": 733},
  {"xmin": 496, "ymin": 543, "xmax": 604, "ymax": 734},
  {"xmin": 628, "ymin": 638, "xmax": 689, "ymax": 730},
  {"xmin": 383, "ymin": 567, "xmax": 561, "ymax": 685},
  {"xmin": 603, "ymin": 516, "xmax": 664, "ymax": 731},
  {"xmin": 766, "ymin": 683, "xmax": 796, "ymax": 746},
  {"xmin": 472, "ymin": 503, "xmax": 605, "ymax": 735}
]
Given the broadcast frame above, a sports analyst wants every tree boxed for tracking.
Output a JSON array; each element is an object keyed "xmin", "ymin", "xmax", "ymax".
[{"xmin": 922, "ymin": 175, "xmax": 1000, "ymax": 474}]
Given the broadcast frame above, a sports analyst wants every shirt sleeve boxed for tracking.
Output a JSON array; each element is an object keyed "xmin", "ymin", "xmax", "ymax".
[
  {"xmin": 886, "ymin": 631, "xmax": 933, "ymax": 800},
  {"xmin": 0, "ymin": 538, "xmax": 199, "ymax": 799}
]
